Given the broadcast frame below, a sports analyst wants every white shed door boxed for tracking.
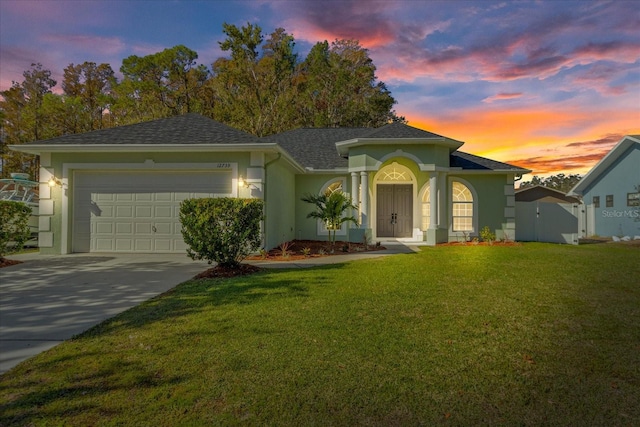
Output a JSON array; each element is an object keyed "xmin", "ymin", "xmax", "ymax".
[{"xmin": 73, "ymin": 171, "xmax": 231, "ymax": 253}]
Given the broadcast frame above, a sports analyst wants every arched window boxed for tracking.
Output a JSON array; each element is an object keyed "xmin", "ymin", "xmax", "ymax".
[
  {"xmin": 452, "ymin": 181, "xmax": 473, "ymax": 232},
  {"xmin": 324, "ymin": 180, "xmax": 343, "ymax": 196},
  {"xmin": 421, "ymin": 187, "xmax": 430, "ymax": 230},
  {"xmin": 317, "ymin": 178, "xmax": 348, "ymax": 236}
]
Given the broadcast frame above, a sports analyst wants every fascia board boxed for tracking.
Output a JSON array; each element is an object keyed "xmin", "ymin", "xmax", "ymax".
[
  {"xmin": 8, "ymin": 143, "xmax": 282, "ymax": 155},
  {"xmin": 335, "ymin": 137, "xmax": 464, "ymax": 155},
  {"xmin": 567, "ymin": 136, "xmax": 638, "ymax": 196}
]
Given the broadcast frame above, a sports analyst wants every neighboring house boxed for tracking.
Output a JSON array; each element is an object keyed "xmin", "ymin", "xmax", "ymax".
[
  {"xmin": 11, "ymin": 114, "xmax": 529, "ymax": 254},
  {"xmin": 515, "ymin": 185, "xmax": 581, "ymax": 244},
  {"xmin": 568, "ymin": 135, "xmax": 640, "ymax": 238}
]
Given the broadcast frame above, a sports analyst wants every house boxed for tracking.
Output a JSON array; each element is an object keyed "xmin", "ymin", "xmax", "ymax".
[
  {"xmin": 568, "ymin": 135, "xmax": 640, "ymax": 238},
  {"xmin": 514, "ymin": 186, "xmax": 581, "ymax": 244},
  {"xmin": 10, "ymin": 114, "xmax": 530, "ymax": 254}
]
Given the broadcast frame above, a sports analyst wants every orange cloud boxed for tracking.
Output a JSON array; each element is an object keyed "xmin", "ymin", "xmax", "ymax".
[{"xmin": 407, "ymin": 107, "xmax": 640, "ymax": 177}]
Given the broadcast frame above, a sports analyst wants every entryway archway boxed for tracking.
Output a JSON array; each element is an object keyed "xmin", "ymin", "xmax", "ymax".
[{"xmin": 374, "ymin": 162, "xmax": 415, "ymax": 238}]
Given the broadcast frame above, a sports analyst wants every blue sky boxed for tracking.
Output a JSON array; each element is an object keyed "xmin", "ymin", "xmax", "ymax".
[{"xmin": 1, "ymin": 0, "xmax": 638, "ymax": 177}]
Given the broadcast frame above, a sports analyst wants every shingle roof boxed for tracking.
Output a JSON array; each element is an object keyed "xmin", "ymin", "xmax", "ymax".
[
  {"xmin": 263, "ymin": 128, "xmax": 366, "ymax": 169},
  {"xmin": 17, "ymin": 113, "xmax": 528, "ymax": 172},
  {"xmin": 262, "ymin": 123, "xmax": 459, "ymax": 169},
  {"xmin": 358, "ymin": 122, "xmax": 447, "ymax": 139},
  {"xmin": 450, "ymin": 152, "xmax": 526, "ymax": 171},
  {"xmin": 22, "ymin": 113, "xmax": 263, "ymax": 145}
]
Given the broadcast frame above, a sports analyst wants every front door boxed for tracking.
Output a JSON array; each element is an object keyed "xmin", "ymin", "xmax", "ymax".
[{"xmin": 376, "ymin": 184, "xmax": 413, "ymax": 237}]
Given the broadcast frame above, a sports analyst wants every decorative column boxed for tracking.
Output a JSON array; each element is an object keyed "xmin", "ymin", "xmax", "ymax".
[
  {"xmin": 360, "ymin": 171, "xmax": 369, "ymax": 228},
  {"xmin": 429, "ymin": 172, "xmax": 438, "ymax": 229},
  {"xmin": 351, "ymin": 172, "xmax": 360, "ymax": 224}
]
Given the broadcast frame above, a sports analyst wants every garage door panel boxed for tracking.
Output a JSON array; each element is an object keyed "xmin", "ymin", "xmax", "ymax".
[
  {"xmin": 153, "ymin": 206, "xmax": 172, "ymax": 217},
  {"xmin": 115, "ymin": 206, "xmax": 133, "ymax": 217},
  {"xmin": 154, "ymin": 239, "xmax": 172, "ymax": 251},
  {"xmin": 115, "ymin": 223, "xmax": 132, "ymax": 234},
  {"xmin": 135, "ymin": 206, "xmax": 152, "ymax": 218},
  {"xmin": 135, "ymin": 239, "xmax": 152, "ymax": 251},
  {"xmin": 154, "ymin": 223, "xmax": 172, "ymax": 235},
  {"xmin": 96, "ymin": 223, "xmax": 114, "ymax": 234},
  {"xmin": 73, "ymin": 171, "xmax": 230, "ymax": 253},
  {"xmin": 115, "ymin": 239, "xmax": 133, "ymax": 251},
  {"xmin": 96, "ymin": 239, "xmax": 114, "ymax": 251}
]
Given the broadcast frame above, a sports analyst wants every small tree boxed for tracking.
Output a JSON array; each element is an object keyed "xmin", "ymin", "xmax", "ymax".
[
  {"xmin": 301, "ymin": 191, "xmax": 358, "ymax": 250},
  {"xmin": 0, "ymin": 201, "xmax": 32, "ymax": 262},
  {"xmin": 179, "ymin": 198, "xmax": 263, "ymax": 269}
]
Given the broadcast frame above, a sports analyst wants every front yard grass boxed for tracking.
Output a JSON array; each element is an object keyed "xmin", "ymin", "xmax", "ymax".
[{"xmin": 1, "ymin": 243, "xmax": 639, "ymax": 425}]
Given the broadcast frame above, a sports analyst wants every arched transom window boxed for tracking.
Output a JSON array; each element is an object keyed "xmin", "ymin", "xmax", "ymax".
[
  {"xmin": 377, "ymin": 163, "xmax": 413, "ymax": 182},
  {"xmin": 452, "ymin": 181, "xmax": 473, "ymax": 232},
  {"xmin": 324, "ymin": 180, "xmax": 343, "ymax": 196}
]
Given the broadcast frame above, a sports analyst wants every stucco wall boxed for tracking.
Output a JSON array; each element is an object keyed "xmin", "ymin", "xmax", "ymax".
[
  {"xmin": 294, "ymin": 173, "xmax": 356, "ymax": 242},
  {"xmin": 40, "ymin": 151, "xmax": 254, "ymax": 254},
  {"xmin": 264, "ymin": 158, "xmax": 297, "ymax": 249}
]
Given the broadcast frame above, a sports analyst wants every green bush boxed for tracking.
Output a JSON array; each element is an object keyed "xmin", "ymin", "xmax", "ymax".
[
  {"xmin": 479, "ymin": 225, "xmax": 496, "ymax": 244},
  {"xmin": 0, "ymin": 201, "xmax": 32, "ymax": 260},
  {"xmin": 179, "ymin": 198, "xmax": 263, "ymax": 268}
]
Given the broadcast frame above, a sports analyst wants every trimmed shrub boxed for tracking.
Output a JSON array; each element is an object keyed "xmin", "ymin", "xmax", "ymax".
[
  {"xmin": 0, "ymin": 201, "xmax": 32, "ymax": 260},
  {"xmin": 179, "ymin": 198, "xmax": 263, "ymax": 268}
]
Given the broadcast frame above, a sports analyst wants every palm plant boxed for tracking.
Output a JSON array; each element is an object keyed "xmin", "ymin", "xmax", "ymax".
[{"xmin": 301, "ymin": 191, "xmax": 359, "ymax": 251}]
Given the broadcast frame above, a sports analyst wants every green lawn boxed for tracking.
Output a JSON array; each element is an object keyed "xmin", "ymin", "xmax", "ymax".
[{"xmin": 1, "ymin": 243, "xmax": 639, "ymax": 426}]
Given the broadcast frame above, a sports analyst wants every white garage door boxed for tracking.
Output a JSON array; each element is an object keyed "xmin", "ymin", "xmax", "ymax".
[{"xmin": 73, "ymin": 171, "xmax": 232, "ymax": 253}]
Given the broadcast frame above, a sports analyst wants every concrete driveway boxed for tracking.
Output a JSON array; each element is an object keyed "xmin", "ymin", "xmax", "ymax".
[{"xmin": 0, "ymin": 252, "xmax": 210, "ymax": 374}]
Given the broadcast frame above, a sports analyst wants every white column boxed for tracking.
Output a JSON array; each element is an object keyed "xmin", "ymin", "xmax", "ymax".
[
  {"xmin": 429, "ymin": 172, "xmax": 438, "ymax": 229},
  {"xmin": 351, "ymin": 172, "xmax": 360, "ymax": 224},
  {"xmin": 360, "ymin": 171, "xmax": 369, "ymax": 228},
  {"xmin": 438, "ymin": 173, "xmax": 446, "ymax": 228}
]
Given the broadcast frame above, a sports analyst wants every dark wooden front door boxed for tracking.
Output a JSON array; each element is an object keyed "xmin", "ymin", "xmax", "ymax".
[{"xmin": 376, "ymin": 184, "xmax": 413, "ymax": 237}]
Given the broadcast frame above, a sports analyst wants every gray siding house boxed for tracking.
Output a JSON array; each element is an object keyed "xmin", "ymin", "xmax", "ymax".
[{"xmin": 569, "ymin": 135, "xmax": 640, "ymax": 238}]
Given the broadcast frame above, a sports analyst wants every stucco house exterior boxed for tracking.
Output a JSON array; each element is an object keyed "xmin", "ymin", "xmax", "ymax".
[
  {"xmin": 568, "ymin": 135, "xmax": 640, "ymax": 238},
  {"xmin": 11, "ymin": 113, "xmax": 529, "ymax": 254}
]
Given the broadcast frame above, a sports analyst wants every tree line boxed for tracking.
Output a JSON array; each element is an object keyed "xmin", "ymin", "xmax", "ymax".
[{"xmin": 0, "ymin": 23, "xmax": 403, "ymax": 178}]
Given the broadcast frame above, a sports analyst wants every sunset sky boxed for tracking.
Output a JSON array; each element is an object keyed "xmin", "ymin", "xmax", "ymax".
[{"xmin": 1, "ymin": 0, "xmax": 638, "ymax": 179}]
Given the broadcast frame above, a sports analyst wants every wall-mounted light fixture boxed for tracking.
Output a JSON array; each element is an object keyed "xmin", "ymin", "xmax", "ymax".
[
  {"xmin": 48, "ymin": 177, "xmax": 62, "ymax": 187},
  {"xmin": 238, "ymin": 176, "xmax": 250, "ymax": 189}
]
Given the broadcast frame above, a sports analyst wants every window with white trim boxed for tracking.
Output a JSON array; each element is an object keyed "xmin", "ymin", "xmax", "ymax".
[
  {"xmin": 452, "ymin": 181, "xmax": 473, "ymax": 232},
  {"xmin": 317, "ymin": 178, "xmax": 348, "ymax": 235},
  {"xmin": 421, "ymin": 187, "xmax": 430, "ymax": 230}
]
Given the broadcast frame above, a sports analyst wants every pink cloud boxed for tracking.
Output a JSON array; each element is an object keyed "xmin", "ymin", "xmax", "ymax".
[{"xmin": 483, "ymin": 92, "xmax": 524, "ymax": 103}]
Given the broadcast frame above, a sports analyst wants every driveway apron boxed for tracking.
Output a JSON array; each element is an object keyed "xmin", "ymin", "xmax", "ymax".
[{"xmin": 0, "ymin": 253, "xmax": 210, "ymax": 374}]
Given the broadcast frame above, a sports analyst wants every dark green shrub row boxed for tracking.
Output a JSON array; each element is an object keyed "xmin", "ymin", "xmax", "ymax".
[{"xmin": 179, "ymin": 198, "xmax": 263, "ymax": 268}]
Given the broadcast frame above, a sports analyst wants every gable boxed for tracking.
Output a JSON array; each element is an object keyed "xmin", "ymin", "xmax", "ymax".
[{"xmin": 570, "ymin": 135, "xmax": 640, "ymax": 196}]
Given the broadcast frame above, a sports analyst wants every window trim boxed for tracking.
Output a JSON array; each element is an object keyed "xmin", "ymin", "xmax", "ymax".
[
  {"xmin": 450, "ymin": 179, "xmax": 477, "ymax": 234},
  {"xmin": 606, "ymin": 194, "xmax": 614, "ymax": 208},
  {"xmin": 316, "ymin": 177, "xmax": 349, "ymax": 236},
  {"xmin": 627, "ymin": 192, "xmax": 640, "ymax": 207}
]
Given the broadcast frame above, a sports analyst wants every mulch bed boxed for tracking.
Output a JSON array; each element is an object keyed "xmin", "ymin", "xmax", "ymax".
[
  {"xmin": 245, "ymin": 239, "xmax": 386, "ymax": 262},
  {"xmin": 0, "ymin": 258, "xmax": 23, "ymax": 269},
  {"xmin": 193, "ymin": 263, "xmax": 263, "ymax": 279},
  {"xmin": 438, "ymin": 241, "xmax": 522, "ymax": 246}
]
